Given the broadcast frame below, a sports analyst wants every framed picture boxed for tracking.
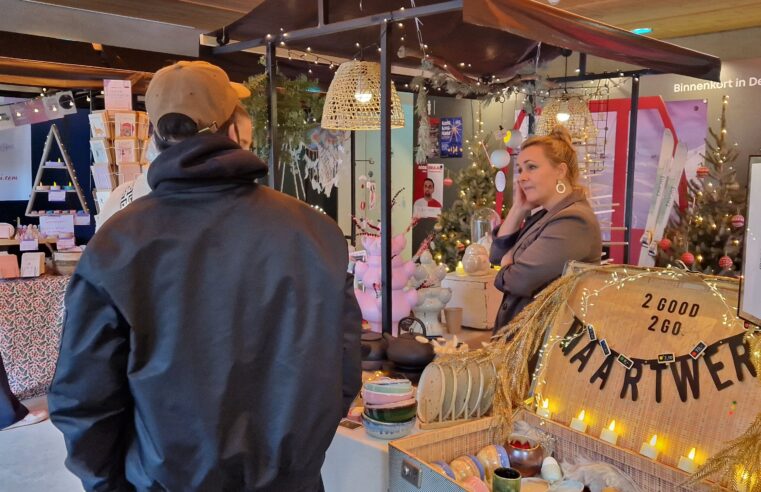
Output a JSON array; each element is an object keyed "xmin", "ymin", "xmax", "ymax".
[{"xmin": 739, "ymin": 155, "xmax": 761, "ymax": 326}]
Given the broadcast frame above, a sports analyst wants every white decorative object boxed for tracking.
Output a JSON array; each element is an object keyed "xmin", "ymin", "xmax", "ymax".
[
  {"xmin": 441, "ymin": 270, "xmax": 502, "ymax": 330},
  {"xmin": 540, "ymin": 457, "xmax": 563, "ymax": 482},
  {"xmin": 506, "ymin": 129, "xmax": 523, "ymax": 149},
  {"xmin": 411, "ymin": 251, "xmax": 452, "ymax": 336},
  {"xmin": 489, "ymin": 149, "xmax": 510, "ymax": 169},
  {"xmin": 570, "ymin": 410, "xmax": 587, "ymax": 433},
  {"xmin": 639, "ymin": 435, "xmax": 659, "ymax": 460},
  {"xmin": 599, "ymin": 420, "xmax": 619, "ymax": 445},
  {"xmin": 462, "ymin": 244, "xmax": 491, "ymax": 275},
  {"xmin": 495, "ymin": 170, "xmax": 506, "ymax": 192},
  {"xmin": 302, "ymin": 128, "xmax": 351, "ymax": 198}
]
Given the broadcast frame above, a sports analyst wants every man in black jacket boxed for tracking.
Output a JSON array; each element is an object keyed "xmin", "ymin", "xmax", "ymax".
[{"xmin": 49, "ymin": 61, "xmax": 362, "ymax": 491}]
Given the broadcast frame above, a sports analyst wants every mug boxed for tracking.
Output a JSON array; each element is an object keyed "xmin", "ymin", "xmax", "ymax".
[
  {"xmin": 492, "ymin": 467, "xmax": 521, "ymax": 492},
  {"xmin": 443, "ymin": 307, "xmax": 463, "ymax": 334}
]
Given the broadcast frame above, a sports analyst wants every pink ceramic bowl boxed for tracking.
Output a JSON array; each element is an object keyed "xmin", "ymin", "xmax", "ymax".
[
  {"xmin": 361, "ymin": 387, "xmax": 414, "ymax": 405},
  {"xmin": 460, "ymin": 476, "xmax": 490, "ymax": 492}
]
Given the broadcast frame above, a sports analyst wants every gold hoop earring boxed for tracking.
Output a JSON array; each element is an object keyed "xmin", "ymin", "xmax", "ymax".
[{"xmin": 555, "ymin": 180, "xmax": 567, "ymax": 194}]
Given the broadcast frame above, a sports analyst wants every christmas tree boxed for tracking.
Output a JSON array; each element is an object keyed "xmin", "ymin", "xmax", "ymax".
[
  {"xmin": 656, "ymin": 95, "xmax": 746, "ymax": 275},
  {"xmin": 429, "ymin": 136, "xmax": 503, "ymax": 270}
]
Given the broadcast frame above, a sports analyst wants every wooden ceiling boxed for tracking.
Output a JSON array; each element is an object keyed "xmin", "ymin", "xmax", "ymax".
[
  {"xmin": 26, "ymin": 0, "xmax": 264, "ymax": 31},
  {"xmin": 555, "ymin": 0, "xmax": 761, "ymax": 39}
]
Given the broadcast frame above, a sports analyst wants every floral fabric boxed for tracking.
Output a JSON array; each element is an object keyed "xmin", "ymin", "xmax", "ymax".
[{"xmin": 0, "ymin": 276, "xmax": 69, "ymax": 400}]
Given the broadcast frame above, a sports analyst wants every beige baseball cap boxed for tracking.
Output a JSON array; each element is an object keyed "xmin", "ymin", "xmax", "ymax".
[{"xmin": 145, "ymin": 60, "xmax": 251, "ymax": 133}]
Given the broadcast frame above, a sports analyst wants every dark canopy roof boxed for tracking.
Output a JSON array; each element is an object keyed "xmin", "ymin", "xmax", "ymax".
[{"xmin": 223, "ymin": 0, "xmax": 720, "ymax": 82}]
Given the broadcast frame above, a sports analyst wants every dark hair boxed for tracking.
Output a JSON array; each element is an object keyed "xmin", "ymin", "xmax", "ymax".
[
  {"xmin": 154, "ymin": 112, "xmax": 237, "ymax": 151},
  {"xmin": 424, "ymin": 178, "xmax": 434, "ymax": 186}
]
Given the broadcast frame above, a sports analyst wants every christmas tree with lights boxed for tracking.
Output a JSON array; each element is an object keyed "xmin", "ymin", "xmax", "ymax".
[
  {"xmin": 656, "ymin": 95, "xmax": 746, "ymax": 275},
  {"xmin": 429, "ymin": 137, "xmax": 502, "ymax": 270}
]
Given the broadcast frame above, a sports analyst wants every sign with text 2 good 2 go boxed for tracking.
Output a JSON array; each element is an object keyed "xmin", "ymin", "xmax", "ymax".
[{"xmin": 533, "ymin": 264, "xmax": 760, "ymax": 472}]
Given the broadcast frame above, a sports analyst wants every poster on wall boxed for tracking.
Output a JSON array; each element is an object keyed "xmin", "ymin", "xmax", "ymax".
[
  {"xmin": 739, "ymin": 156, "xmax": 761, "ymax": 325},
  {"xmin": 439, "ymin": 117, "xmax": 463, "ymax": 157},
  {"xmin": 0, "ymin": 125, "xmax": 32, "ymax": 201},
  {"xmin": 413, "ymin": 163, "xmax": 443, "ymax": 218},
  {"xmin": 428, "ymin": 117, "xmax": 440, "ymax": 159}
]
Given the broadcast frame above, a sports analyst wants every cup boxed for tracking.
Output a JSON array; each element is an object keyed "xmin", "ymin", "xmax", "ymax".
[
  {"xmin": 443, "ymin": 307, "xmax": 463, "ymax": 334},
  {"xmin": 492, "ymin": 467, "xmax": 521, "ymax": 492}
]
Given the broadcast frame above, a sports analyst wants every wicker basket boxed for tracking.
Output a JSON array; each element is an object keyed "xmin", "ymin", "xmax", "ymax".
[{"xmin": 389, "ymin": 411, "xmax": 721, "ymax": 491}]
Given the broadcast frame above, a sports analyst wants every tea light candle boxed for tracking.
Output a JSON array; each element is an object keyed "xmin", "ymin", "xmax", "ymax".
[
  {"xmin": 570, "ymin": 410, "xmax": 587, "ymax": 433},
  {"xmin": 456, "ymin": 261, "xmax": 465, "ymax": 275},
  {"xmin": 677, "ymin": 447, "xmax": 697, "ymax": 474},
  {"xmin": 639, "ymin": 434, "xmax": 659, "ymax": 460},
  {"xmin": 536, "ymin": 399, "xmax": 551, "ymax": 419},
  {"xmin": 50, "ymin": 181, "xmax": 60, "ymax": 191},
  {"xmin": 600, "ymin": 420, "xmax": 619, "ymax": 445}
]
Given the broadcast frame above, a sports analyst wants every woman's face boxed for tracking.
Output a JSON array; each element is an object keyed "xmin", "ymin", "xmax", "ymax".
[{"xmin": 516, "ymin": 145, "xmax": 568, "ymax": 207}]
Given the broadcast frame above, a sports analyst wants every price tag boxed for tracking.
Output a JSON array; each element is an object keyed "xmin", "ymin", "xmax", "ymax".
[
  {"xmin": 19, "ymin": 238, "xmax": 38, "ymax": 251},
  {"xmin": 57, "ymin": 236, "xmax": 76, "ymax": 250},
  {"xmin": 48, "ymin": 190, "xmax": 66, "ymax": 202},
  {"xmin": 74, "ymin": 214, "xmax": 91, "ymax": 226}
]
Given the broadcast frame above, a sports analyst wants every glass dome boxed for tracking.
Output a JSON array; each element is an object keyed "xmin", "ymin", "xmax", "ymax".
[{"xmin": 470, "ymin": 207, "xmax": 501, "ymax": 245}]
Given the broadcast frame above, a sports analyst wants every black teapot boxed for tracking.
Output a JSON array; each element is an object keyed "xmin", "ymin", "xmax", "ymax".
[
  {"xmin": 360, "ymin": 330, "xmax": 388, "ymax": 370},
  {"xmin": 383, "ymin": 317, "xmax": 435, "ymax": 368}
]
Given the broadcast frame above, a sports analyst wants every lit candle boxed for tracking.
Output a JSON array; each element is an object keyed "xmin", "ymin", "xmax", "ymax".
[
  {"xmin": 456, "ymin": 261, "xmax": 465, "ymax": 275},
  {"xmin": 735, "ymin": 466, "xmax": 757, "ymax": 492},
  {"xmin": 639, "ymin": 434, "xmax": 659, "ymax": 460},
  {"xmin": 600, "ymin": 420, "xmax": 619, "ymax": 445},
  {"xmin": 536, "ymin": 399, "xmax": 551, "ymax": 419},
  {"xmin": 677, "ymin": 447, "xmax": 697, "ymax": 474},
  {"xmin": 570, "ymin": 410, "xmax": 587, "ymax": 433}
]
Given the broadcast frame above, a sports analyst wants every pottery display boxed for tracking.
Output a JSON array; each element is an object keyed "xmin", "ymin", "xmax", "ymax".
[
  {"xmin": 363, "ymin": 398, "xmax": 417, "ymax": 423},
  {"xmin": 461, "ymin": 243, "xmax": 491, "ymax": 275},
  {"xmin": 383, "ymin": 318, "xmax": 435, "ymax": 368},
  {"xmin": 459, "ymin": 475, "xmax": 490, "ymax": 492},
  {"xmin": 361, "ymin": 413, "xmax": 415, "ymax": 440},
  {"xmin": 360, "ymin": 330, "xmax": 387, "ymax": 370},
  {"xmin": 450, "ymin": 454, "xmax": 485, "ymax": 481},
  {"xmin": 540, "ymin": 456, "xmax": 563, "ymax": 482},
  {"xmin": 476, "ymin": 444, "xmax": 511, "ymax": 483}
]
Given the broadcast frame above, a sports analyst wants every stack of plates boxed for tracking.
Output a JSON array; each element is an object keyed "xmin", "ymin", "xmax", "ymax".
[
  {"xmin": 416, "ymin": 357, "xmax": 497, "ymax": 424},
  {"xmin": 361, "ymin": 377, "xmax": 417, "ymax": 439}
]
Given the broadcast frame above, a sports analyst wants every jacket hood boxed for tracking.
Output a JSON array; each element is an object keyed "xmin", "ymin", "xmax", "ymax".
[{"xmin": 147, "ymin": 133, "xmax": 267, "ymax": 190}]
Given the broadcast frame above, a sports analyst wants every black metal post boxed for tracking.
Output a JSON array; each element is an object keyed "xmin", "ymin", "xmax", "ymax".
[
  {"xmin": 266, "ymin": 41, "xmax": 278, "ymax": 188},
  {"xmin": 527, "ymin": 82, "xmax": 536, "ymax": 135},
  {"xmin": 624, "ymin": 75, "xmax": 640, "ymax": 264},
  {"xmin": 318, "ymin": 0, "xmax": 326, "ymax": 26},
  {"xmin": 380, "ymin": 20, "xmax": 392, "ymax": 335},
  {"xmin": 578, "ymin": 53, "xmax": 587, "ymax": 76},
  {"xmin": 350, "ymin": 130, "xmax": 356, "ymax": 244}
]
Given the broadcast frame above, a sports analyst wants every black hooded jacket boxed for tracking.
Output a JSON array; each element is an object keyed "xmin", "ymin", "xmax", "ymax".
[{"xmin": 49, "ymin": 134, "xmax": 362, "ymax": 491}]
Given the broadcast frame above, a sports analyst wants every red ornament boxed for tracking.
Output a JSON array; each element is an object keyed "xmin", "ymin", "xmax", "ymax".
[
  {"xmin": 456, "ymin": 242, "xmax": 465, "ymax": 252},
  {"xmin": 658, "ymin": 238, "xmax": 672, "ymax": 251},
  {"xmin": 681, "ymin": 252, "xmax": 695, "ymax": 266},
  {"xmin": 731, "ymin": 214, "xmax": 745, "ymax": 228},
  {"xmin": 696, "ymin": 166, "xmax": 710, "ymax": 178},
  {"xmin": 443, "ymin": 177, "xmax": 454, "ymax": 187},
  {"xmin": 719, "ymin": 255, "xmax": 734, "ymax": 270}
]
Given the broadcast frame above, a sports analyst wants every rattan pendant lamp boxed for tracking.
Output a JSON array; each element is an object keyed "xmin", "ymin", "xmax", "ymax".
[{"xmin": 321, "ymin": 60, "xmax": 405, "ymax": 130}]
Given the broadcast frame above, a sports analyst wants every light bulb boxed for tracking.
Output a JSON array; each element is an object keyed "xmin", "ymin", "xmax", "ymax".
[
  {"xmin": 354, "ymin": 77, "xmax": 372, "ymax": 103},
  {"xmin": 688, "ymin": 447, "xmax": 696, "ymax": 460},
  {"xmin": 608, "ymin": 420, "xmax": 616, "ymax": 431},
  {"xmin": 556, "ymin": 100, "xmax": 571, "ymax": 122}
]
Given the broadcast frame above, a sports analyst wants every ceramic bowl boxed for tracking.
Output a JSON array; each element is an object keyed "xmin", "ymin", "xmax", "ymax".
[
  {"xmin": 506, "ymin": 434, "xmax": 544, "ymax": 478},
  {"xmin": 450, "ymin": 454, "xmax": 485, "ymax": 481},
  {"xmin": 363, "ymin": 378, "xmax": 412, "ymax": 395},
  {"xmin": 431, "ymin": 460, "xmax": 456, "ymax": 480},
  {"xmin": 364, "ymin": 399, "xmax": 417, "ymax": 423},
  {"xmin": 361, "ymin": 387, "xmax": 414, "ymax": 405},
  {"xmin": 476, "ymin": 444, "xmax": 510, "ymax": 481},
  {"xmin": 416, "ymin": 362, "xmax": 445, "ymax": 423},
  {"xmin": 459, "ymin": 475, "xmax": 490, "ymax": 492},
  {"xmin": 361, "ymin": 413, "xmax": 415, "ymax": 440}
]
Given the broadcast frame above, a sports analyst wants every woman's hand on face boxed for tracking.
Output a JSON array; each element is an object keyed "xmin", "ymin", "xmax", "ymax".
[{"xmin": 512, "ymin": 183, "xmax": 531, "ymax": 215}]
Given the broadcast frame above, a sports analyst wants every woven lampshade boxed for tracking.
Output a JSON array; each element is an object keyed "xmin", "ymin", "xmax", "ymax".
[
  {"xmin": 321, "ymin": 60, "xmax": 405, "ymax": 131},
  {"xmin": 536, "ymin": 95, "xmax": 597, "ymax": 143}
]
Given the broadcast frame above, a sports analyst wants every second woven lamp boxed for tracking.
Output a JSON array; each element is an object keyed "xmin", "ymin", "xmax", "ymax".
[{"xmin": 321, "ymin": 60, "xmax": 405, "ymax": 131}]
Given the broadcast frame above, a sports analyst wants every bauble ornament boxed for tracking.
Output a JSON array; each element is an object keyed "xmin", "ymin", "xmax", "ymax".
[
  {"xmin": 696, "ymin": 166, "xmax": 710, "ymax": 178},
  {"xmin": 489, "ymin": 149, "xmax": 511, "ymax": 169},
  {"xmin": 731, "ymin": 214, "xmax": 745, "ymax": 228},
  {"xmin": 719, "ymin": 255, "xmax": 734, "ymax": 270},
  {"xmin": 681, "ymin": 252, "xmax": 695, "ymax": 266},
  {"xmin": 461, "ymin": 244, "xmax": 491, "ymax": 275},
  {"xmin": 658, "ymin": 238, "xmax": 672, "ymax": 251},
  {"xmin": 443, "ymin": 177, "xmax": 454, "ymax": 187}
]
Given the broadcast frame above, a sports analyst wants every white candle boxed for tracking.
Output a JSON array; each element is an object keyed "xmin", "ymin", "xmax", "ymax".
[
  {"xmin": 536, "ymin": 399, "xmax": 551, "ymax": 419},
  {"xmin": 639, "ymin": 434, "xmax": 659, "ymax": 460},
  {"xmin": 456, "ymin": 261, "xmax": 466, "ymax": 276},
  {"xmin": 599, "ymin": 420, "xmax": 618, "ymax": 445},
  {"xmin": 569, "ymin": 410, "xmax": 587, "ymax": 433},
  {"xmin": 677, "ymin": 447, "xmax": 697, "ymax": 474}
]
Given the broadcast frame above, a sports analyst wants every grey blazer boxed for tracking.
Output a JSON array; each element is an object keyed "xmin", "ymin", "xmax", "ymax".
[{"xmin": 490, "ymin": 189, "xmax": 602, "ymax": 333}]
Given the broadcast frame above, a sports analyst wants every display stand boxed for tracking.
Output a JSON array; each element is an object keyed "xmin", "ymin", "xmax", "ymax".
[
  {"xmin": 25, "ymin": 124, "xmax": 89, "ymax": 218},
  {"xmin": 441, "ymin": 271, "xmax": 501, "ymax": 330}
]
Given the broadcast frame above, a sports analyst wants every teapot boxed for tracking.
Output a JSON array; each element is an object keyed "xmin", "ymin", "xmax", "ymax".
[
  {"xmin": 383, "ymin": 317, "xmax": 435, "ymax": 368},
  {"xmin": 360, "ymin": 330, "xmax": 388, "ymax": 370}
]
